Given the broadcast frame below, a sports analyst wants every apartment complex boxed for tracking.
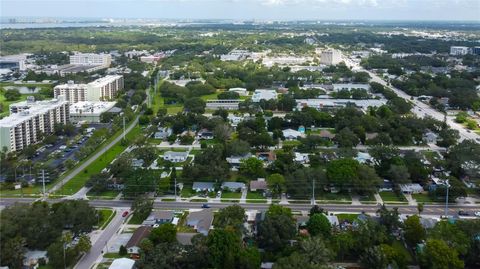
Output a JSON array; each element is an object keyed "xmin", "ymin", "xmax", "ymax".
[
  {"xmin": 450, "ymin": 46, "xmax": 469, "ymax": 56},
  {"xmin": 69, "ymin": 101, "xmax": 117, "ymax": 123},
  {"xmin": 69, "ymin": 53, "xmax": 112, "ymax": 67},
  {"xmin": 320, "ymin": 49, "xmax": 342, "ymax": 65},
  {"xmin": 0, "ymin": 97, "xmax": 69, "ymax": 152},
  {"xmin": 54, "ymin": 75, "xmax": 124, "ymax": 103}
]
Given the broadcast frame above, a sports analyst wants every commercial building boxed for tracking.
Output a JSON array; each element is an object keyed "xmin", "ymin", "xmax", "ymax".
[
  {"xmin": 320, "ymin": 49, "xmax": 342, "ymax": 65},
  {"xmin": 69, "ymin": 101, "xmax": 116, "ymax": 123},
  {"xmin": 0, "ymin": 54, "xmax": 27, "ymax": 71},
  {"xmin": 54, "ymin": 75, "xmax": 124, "ymax": 103},
  {"xmin": 252, "ymin": 89, "xmax": 278, "ymax": 102},
  {"xmin": 332, "ymin": 83, "xmax": 370, "ymax": 92},
  {"xmin": 472, "ymin": 46, "xmax": 480, "ymax": 55},
  {"xmin": 296, "ymin": 98, "xmax": 387, "ymax": 111},
  {"xmin": 38, "ymin": 64, "xmax": 106, "ymax": 76},
  {"xmin": 69, "ymin": 53, "xmax": 111, "ymax": 67},
  {"xmin": 450, "ymin": 46, "xmax": 469, "ymax": 56},
  {"xmin": 0, "ymin": 97, "xmax": 69, "ymax": 152},
  {"xmin": 205, "ymin": 99, "xmax": 241, "ymax": 110}
]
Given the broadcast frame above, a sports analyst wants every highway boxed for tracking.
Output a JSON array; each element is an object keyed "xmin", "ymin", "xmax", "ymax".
[
  {"xmin": 345, "ymin": 58, "xmax": 480, "ymax": 142},
  {"xmin": 2, "ymin": 198, "xmax": 479, "ymax": 216}
]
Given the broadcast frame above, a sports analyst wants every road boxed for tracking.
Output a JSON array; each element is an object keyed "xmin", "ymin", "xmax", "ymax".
[
  {"xmin": 2, "ymin": 198, "xmax": 479, "ymax": 216},
  {"xmin": 345, "ymin": 57, "xmax": 480, "ymax": 142},
  {"xmin": 48, "ymin": 116, "xmax": 139, "ymax": 195},
  {"xmin": 74, "ymin": 208, "xmax": 126, "ymax": 269}
]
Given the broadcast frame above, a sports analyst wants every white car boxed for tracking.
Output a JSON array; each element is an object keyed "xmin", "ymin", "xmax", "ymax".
[{"xmin": 474, "ymin": 212, "xmax": 480, "ymax": 217}]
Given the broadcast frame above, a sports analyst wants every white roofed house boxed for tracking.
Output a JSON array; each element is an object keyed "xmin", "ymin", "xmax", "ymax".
[
  {"xmin": 222, "ymin": 182, "xmax": 246, "ymax": 192},
  {"xmin": 282, "ymin": 128, "xmax": 305, "ymax": 140},
  {"xmin": 192, "ymin": 182, "xmax": 215, "ymax": 192},
  {"xmin": 294, "ymin": 152, "xmax": 309, "ymax": 164},
  {"xmin": 163, "ymin": 151, "xmax": 189, "ymax": 163}
]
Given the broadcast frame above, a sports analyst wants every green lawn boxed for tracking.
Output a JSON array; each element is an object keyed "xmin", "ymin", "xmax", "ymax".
[
  {"xmin": 97, "ymin": 209, "xmax": 115, "ymax": 229},
  {"xmin": 317, "ymin": 192, "xmax": 352, "ymax": 202},
  {"xmin": 336, "ymin": 213, "xmax": 359, "ymax": 222},
  {"xmin": 181, "ymin": 187, "xmax": 196, "ymax": 198},
  {"xmin": 359, "ymin": 193, "xmax": 376, "ymax": 203},
  {"xmin": 191, "ymin": 198, "xmax": 208, "ymax": 202},
  {"xmin": 55, "ymin": 126, "xmax": 142, "ymax": 196},
  {"xmin": 128, "ymin": 213, "xmax": 146, "ymax": 225},
  {"xmin": 221, "ymin": 191, "xmax": 241, "ymax": 199},
  {"xmin": 200, "ymin": 92, "xmax": 220, "ymax": 101},
  {"xmin": 392, "ymin": 240, "xmax": 414, "ymax": 263},
  {"xmin": 412, "ymin": 193, "xmax": 437, "ymax": 203},
  {"xmin": 88, "ymin": 190, "xmax": 120, "ymax": 200},
  {"xmin": 0, "ymin": 94, "xmax": 28, "ymax": 118},
  {"xmin": 246, "ymin": 191, "xmax": 267, "ymax": 203},
  {"xmin": 103, "ymin": 253, "xmax": 127, "ymax": 259},
  {"xmin": 379, "ymin": 192, "xmax": 407, "ymax": 203}
]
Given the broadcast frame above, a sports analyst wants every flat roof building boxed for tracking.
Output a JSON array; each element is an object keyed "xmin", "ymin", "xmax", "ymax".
[
  {"xmin": 70, "ymin": 53, "xmax": 111, "ymax": 67},
  {"xmin": 320, "ymin": 49, "xmax": 342, "ymax": 65},
  {"xmin": 69, "ymin": 101, "xmax": 116, "ymax": 123},
  {"xmin": 0, "ymin": 97, "xmax": 69, "ymax": 152},
  {"xmin": 450, "ymin": 46, "xmax": 469, "ymax": 56},
  {"xmin": 296, "ymin": 98, "xmax": 387, "ymax": 111},
  {"xmin": 252, "ymin": 89, "xmax": 278, "ymax": 102},
  {"xmin": 54, "ymin": 75, "xmax": 124, "ymax": 103}
]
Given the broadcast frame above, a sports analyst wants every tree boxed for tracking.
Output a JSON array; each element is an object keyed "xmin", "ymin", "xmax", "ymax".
[
  {"xmin": 236, "ymin": 247, "xmax": 262, "ymax": 269},
  {"xmin": 258, "ymin": 205, "xmax": 296, "ymax": 252},
  {"xmin": 299, "ymin": 236, "xmax": 333, "ymax": 265},
  {"xmin": 213, "ymin": 205, "xmax": 245, "ymax": 231},
  {"xmin": 429, "ymin": 221, "xmax": 469, "ymax": 256},
  {"xmin": 4, "ymin": 89, "xmax": 21, "ymax": 101},
  {"xmin": 360, "ymin": 246, "xmax": 388, "ymax": 269},
  {"xmin": 334, "ymin": 127, "xmax": 359, "ymax": 148},
  {"xmin": 387, "ymin": 164, "xmax": 411, "ymax": 184},
  {"xmin": 239, "ymin": 157, "xmax": 266, "ymax": 179},
  {"xmin": 131, "ymin": 195, "xmax": 153, "ymax": 222},
  {"xmin": 306, "ymin": 214, "xmax": 331, "ymax": 238},
  {"xmin": 214, "ymin": 123, "xmax": 232, "ymax": 142},
  {"xmin": 119, "ymin": 245, "xmax": 127, "ymax": 256},
  {"xmin": 377, "ymin": 205, "xmax": 401, "ymax": 234},
  {"xmin": 149, "ymin": 223, "xmax": 177, "ymax": 245},
  {"xmin": 309, "ymin": 205, "xmax": 326, "ymax": 216},
  {"xmin": 380, "ymin": 244, "xmax": 408, "ymax": 269},
  {"xmin": 184, "ymin": 97, "xmax": 206, "ymax": 114},
  {"xmin": 76, "ymin": 234, "xmax": 91, "ymax": 254},
  {"xmin": 403, "ymin": 215, "xmax": 425, "ymax": 246},
  {"xmin": 207, "ymin": 229, "xmax": 241, "ymax": 269},
  {"xmin": 419, "ymin": 239, "xmax": 464, "ymax": 269},
  {"xmin": 225, "ymin": 140, "xmax": 250, "ymax": 156},
  {"xmin": 417, "ymin": 203, "xmax": 424, "ymax": 215},
  {"xmin": 437, "ymin": 128, "xmax": 459, "ymax": 148},
  {"xmin": 0, "ymin": 236, "xmax": 26, "ymax": 269},
  {"xmin": 266, "ymin": 173, "xmax": 286, "ymax": 197}
]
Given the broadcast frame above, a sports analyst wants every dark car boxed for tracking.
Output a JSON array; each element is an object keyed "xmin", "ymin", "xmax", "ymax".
[
  {"xmin": 122, "ymin": 211, "xmax": 129, "ymax": 217},
  {"xmin": 201, "ymin": 204, "xmax": 211, "ymax": 209},
  {"xmin": 458, "ymin": 210, "xmax": 469, "ymax": 216}
]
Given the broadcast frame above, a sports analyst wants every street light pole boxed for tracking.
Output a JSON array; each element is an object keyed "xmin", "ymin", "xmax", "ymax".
[{"xmin": 444, "ymin": 180, "xmax": 449, "ymax": 217}]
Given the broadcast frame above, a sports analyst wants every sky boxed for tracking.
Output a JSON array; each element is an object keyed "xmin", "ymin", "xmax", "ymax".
[{"xmin": 1, "ymin": 0, "xmax": 479, "ymax": 21}]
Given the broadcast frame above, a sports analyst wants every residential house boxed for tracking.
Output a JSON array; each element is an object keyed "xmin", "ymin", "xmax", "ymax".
[
  {"xmin": 294, "ymin": 152, "xmax": 309, "ymax": 164},
  {"xmin": 326, "ymin": 215, "xmax": 339, "ymax": 227},
  {"xmin": 365, "ymin": 132, "xmax": 378, "ymax": 142},
  {"xmin": 131, "ymin": 159, "xmax": 144, "ymax": 168},
  {"xmin": 227, "ymin": 114, "xmax": 244, "ymax": 127},
  {"xmin": 222, "ymin": 182, "xmax": 246, "ymax": 192},
  {"xmin": 126, "ymin": 226, "xmax": 152, "ymax": 259},
  {"xmin": 197, "ymin": 129, "xmax": 214, "ymax": 140},
  {"xmin": 355, "ymin": 152, "xmax": 374, "ymax": 164},
  {"xmin": 163, "ymin": 151, "xmax": 189, "ymax": 163},
  {"xmin": 399, "ymin": 183, "xmax": 424, "ymax": 194},
  {"xmin": 154, "ymin": 127, "xmax": 172, "ymax": 139},
  {"xmin": 250, "ymin": 178, "xmax": 268, "ymax": 192},
  {"xmin": 423, "ymin": 131, "xmax": 439, "ymax": 144},
  {"xmin": 176, "ymin": 233, "xmax": 198, "ymax": 246},
  {"xmin": 379, "ymin": 180, "xmax": 394, "ymax": 192},
  {"xmin": 256, "ymin": 152, "xmax": 276, "ymax": 164},
  {"xmin": 282, "ymin": 128, "xmax": 305, "ymax": 140},
  {"xmin": 226, "ymin": 153, "xmax": 252, "ymax": 168},
  {"xmin": 318, "ymin": 130, "xmax": 335, "ymax": 140},
  {"xmin": 143, "ymin": 210, "xmax": 174, "ymax": 226},
  {"xmin": 192, "ymin": 182, "xmax": 215, "ymax": 192},
  {"xmin": 186, "ymin": 209, "xmax": 214, "ymax": 236},
  {"xmin": 109, "ymin": 258, "xmax": 136, "ymax": 269},
  {"xmin": 24, "ymin": 250, "xmax": 48, "ymax": 269}
]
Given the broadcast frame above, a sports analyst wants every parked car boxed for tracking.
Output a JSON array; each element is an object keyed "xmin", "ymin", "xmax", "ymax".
[
  {"xmin": 201, "ymin": 204, "xmax": 211, "ymax": 208},
  {"xmin": 458, "ymin": 210, "xmax": 470, "ymax": 216},
  {"xmin": 122, "ymin": 211, "xmax": 129, "ymax": 217}
]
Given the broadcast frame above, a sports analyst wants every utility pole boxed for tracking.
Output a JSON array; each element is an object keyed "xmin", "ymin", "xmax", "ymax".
[
  {"xmin": 444, "ymin": 180, "xmax": 449, "ymax": 217},
  {"xmin": 311, "ymin": 179, "xmax": 315, "ymax": 205},
  {"xmin": 42, "ymin": 169, "xmax": 46, "ymax": 199}
]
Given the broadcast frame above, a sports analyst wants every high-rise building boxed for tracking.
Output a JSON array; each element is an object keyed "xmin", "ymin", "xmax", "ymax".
[
  {"xmin": 320, "ymin": 49, "xmax": 342, "ymax": 65},
  {"xmin": 472, "ymin": 46, "xmax": 480, "ymax": 56},
  {"xmin": 69, "ymin": 53, "xmax": 112, "ymax": 67},
  {"xmin": 54, "ymin": 75, "xmax": 124, "ymax": 103},
  {"xmin": 0, "ymin": 97, "xmax": 69, "ymax": 152},
  {"xmin": 450, "ymin": 46, "xmax": 469, "ymax": 56}
]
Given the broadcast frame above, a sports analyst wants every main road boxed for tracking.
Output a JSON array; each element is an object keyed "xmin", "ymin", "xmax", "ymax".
[
  {"xmin": 345, "ymin": 57, "xmax": 480, "ymax": 142},
  {"xmin": 1, "ymin": 198, "xmax": 479, "ymax": 216}
]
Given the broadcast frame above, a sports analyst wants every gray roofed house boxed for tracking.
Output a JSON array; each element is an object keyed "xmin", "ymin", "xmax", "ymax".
[
  {"xmin": 143, "ymin": 210, "xmax": 175, "ymax": 226},
  {"xmin": 318, "ymin": 130, "xmax": 335, "ymax": 140},
  {"xmin": 221, "ymin": 182, "xmax": 246, "ymax": 191},
  {"xmin": 226, "ymin": 153, "xmax": 252, "ymax": 167},
  {"xmin": 131, "ymin": 159, "xmax": 144, "ymax": 168},
  {"xmin": 192, "ymin": 182, "xmax": 215, "ymax": 192},
  {"xmin": 176, "ymin": 233, "xmax": 198, "ymax": 245},
  {"xmin": 163, "ymin": 151, "xmax": 189, "ymax": 163},
  {"xmin": 186, "ymin": 209, "xmax": 214, "ymax": 236},
  {"xmin": 423, "ymin": 131, "xmax": 439, "ymax": 144},
  {"xmin": 154, "ymin": 127, "xmax": 172, "ymax": 139}
]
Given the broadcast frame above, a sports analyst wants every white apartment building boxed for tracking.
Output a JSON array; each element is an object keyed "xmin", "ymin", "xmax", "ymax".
[
  {"xmin": 54, "ymin": 75, "xmax": 124, "ymax": 103},
  {"xmin": 320, "ymin": 49, "xmax": 343, "ymax": 65},
  {"xmin": 69, "ymin": 101, "xmax": 117, "ymax": 123},
  {"xmin": 69, "ymin": 53, "xmax": 112, "ymax": 67},
  {"xmin": 252, "ymin": 89, "xmax": 278, "ymax": 102},
  {"xmin": 450, "ymin": 46, "xmax": 469, "ymax": 56},
  {"xmin": 0, "ymin": 97, "xmax": 69, "ymax": 152}
]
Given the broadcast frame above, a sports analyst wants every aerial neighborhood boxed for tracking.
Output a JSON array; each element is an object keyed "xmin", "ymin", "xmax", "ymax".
[{"xmin": 0, "ymin": 12, "xmax": 480, "ymax": 269}]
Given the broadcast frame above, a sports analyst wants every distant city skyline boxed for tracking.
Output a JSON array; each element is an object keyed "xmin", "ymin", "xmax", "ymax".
[{"xmin": 1, "ymin": 0, "xmax": 479, "ymax": 21}]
